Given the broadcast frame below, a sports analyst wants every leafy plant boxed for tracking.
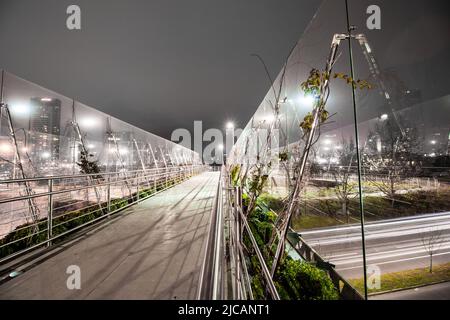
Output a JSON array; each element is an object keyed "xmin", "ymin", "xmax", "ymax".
[
  {"xmin": 230, "ymin": 164, "xmax": 241, "ymax": 187},
  {"xmin": 77, "ymin": 149, "xmax": 102, "ymax": 179},
  {"xmin": 275, "ymin": 259, "xmax": 339, "ymax": 300},
  {"xmin": 278, "ymin": 151, "xmax": 289, "ymax": 162}
]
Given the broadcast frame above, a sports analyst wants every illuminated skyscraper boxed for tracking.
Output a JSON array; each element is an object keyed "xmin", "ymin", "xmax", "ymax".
[{"xmin": 29, "ymin": 97, "xmax": 61, "ymax": 163}]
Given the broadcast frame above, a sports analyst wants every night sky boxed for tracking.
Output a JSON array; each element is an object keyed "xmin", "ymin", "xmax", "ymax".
[{"xmin": 0, "ymin": 0, "xmax": 321, "ymax": 140}]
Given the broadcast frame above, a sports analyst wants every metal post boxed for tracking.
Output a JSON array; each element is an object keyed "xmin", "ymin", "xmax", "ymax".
[
  {"xmin": 47, "ymin": 178, "xmax": 53, "ymax": 246},
  {"xmin": 136, "ymin": 174, "xmax": 140, "ymax": 201},
  {"xmin": 345, "ymin": 0, "xmax": 368, "ymax": 300},
  {"xmin": 107, "ymin": 175, "xmax": 111, "ymax": 213}
]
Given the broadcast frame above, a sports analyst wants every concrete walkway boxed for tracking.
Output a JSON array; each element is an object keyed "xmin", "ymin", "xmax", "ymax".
[{"xmin": 0, "ymin": 171, "xmax": 219, "ymax": 300}]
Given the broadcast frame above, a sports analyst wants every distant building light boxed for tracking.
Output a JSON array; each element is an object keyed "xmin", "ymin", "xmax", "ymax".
[
  {"xmin": 41, "ymin": 98, "xmax": 52, "ymax": 102},
  {"xmin": 430, "ymin": 140, "xmax": 437, "ymax": 145},
  {"xmin": 380, "ymin": 114, "xmax": 388, "ymax": 121},
  {"xmin": 41, "ymin": 151, "xmax": 51, "ymax": 159}
]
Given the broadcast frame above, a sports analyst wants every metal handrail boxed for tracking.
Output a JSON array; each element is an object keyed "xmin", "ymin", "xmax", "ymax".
[
  {"xmin": 0, "ymin": 165, "xmax": 205, "ymax": 265},
  {"xmin": 236, "ymin": 206, "xmax": 280, "ymax": 300},
  {"xmin": 0, "ymin": 165, "xmax": 197, "ymax": 184},
  {"xmin": 197, "ymin": 168, "xmax": 223, "ymax": 299},
  {"xmin": 0, "ymin": 166, "xmax": 202, "ymax": 205}
]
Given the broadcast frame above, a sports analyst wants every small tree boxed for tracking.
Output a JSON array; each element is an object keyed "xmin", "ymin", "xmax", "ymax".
[
  {"xmin": 364, "ymin": 115, "xmax": 422, "ymax": 205},
  {"xmin": 76, "ymin": 149, "xmax": 102, "ymax": 180},
  {"xmin": 421, "ymin": 227, "xmax": 444, "ymax": 273},
  {"xmin": 330, "ymin": 139, "xmax": 357, "ymax": 223}
]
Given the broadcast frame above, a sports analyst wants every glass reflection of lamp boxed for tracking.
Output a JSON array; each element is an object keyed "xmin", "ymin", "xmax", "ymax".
[
  {"xmin": 218, "ymin": 143, "xmax": 224, "ymax": 165},
  {"xmin": 225, "ymin": 122, "xmax": 235, "ymax": 166},
  {"xmin": 298, "ymin": 93, "xmax": 316, "ymax": 108}
]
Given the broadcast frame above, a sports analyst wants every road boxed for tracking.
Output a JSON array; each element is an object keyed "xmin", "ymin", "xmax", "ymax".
[
  {"xmin": 299, "ymin": 212, "xmax": 450, "ymax": 280},
  {"xmin": 372, "ymin": 281, "xmax": 450, "ymax": 300},
  {"xmin": 0, "ymin": 171, "xmax": 219, "ymax": 299}
]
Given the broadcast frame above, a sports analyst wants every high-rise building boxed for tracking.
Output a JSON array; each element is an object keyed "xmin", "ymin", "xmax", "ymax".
[{"xmin": 28, "ymin": 97, "xmax": 61, "ymax": 163}]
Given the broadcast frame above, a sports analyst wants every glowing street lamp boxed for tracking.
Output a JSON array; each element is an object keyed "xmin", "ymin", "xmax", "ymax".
[{"xmin": 226, "ymin": 122, "xmax": 234, "ymax": 129}]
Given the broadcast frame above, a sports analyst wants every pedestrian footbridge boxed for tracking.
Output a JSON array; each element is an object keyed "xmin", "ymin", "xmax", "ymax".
[{"xmin": 0, "ymin": 171, "xmax": 219, "ymax": 299}]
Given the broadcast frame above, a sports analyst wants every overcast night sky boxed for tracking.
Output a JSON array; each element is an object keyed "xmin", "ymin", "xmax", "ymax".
[{"xmin": 0, "ymin": 0, "xmax": 322, "ymax": 140}]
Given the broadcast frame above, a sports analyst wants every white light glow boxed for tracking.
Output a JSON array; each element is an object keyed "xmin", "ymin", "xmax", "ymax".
[
  {"xmin": 41, "ymin": 97, "xmax": 52, "ymax": 102},
  {"xmin": 316, "ymin": 157, "xmax": 327, "ymax": 164},
  {"xmin": 218, "ymin": 144, "xmax": 224, "ymax": 151},
  {"xmin": 323, "ymin": 139, "xmax": 332, "ymax": 145},
  {"xmin": 430, "ymin": 140, "xmax": 437, "ymax": 145},
  {"xmin": 380, "ymin": 114, "xmax": 388, "ymax": 121},
  {"xmin": 41, "ymin": 151, "xmax": 51, "ymax": 159},
  {"xmin": 10, "ymin": 103, "xmax": 31, "ymax": 115},
  {"xmin": 79, "ymin": 117, "xmax": 98, "ymax": 128},
  {"xmin": 226, "ymin": 122, "xmax": 234, "ymax": 129},
  {"xmin": 0, "ymin": 143, "xmax": 13, "ymax": 154},
  {"xmin": 330, "ymin": 157, "xmax": 339, "ymax": 164},
  {"xmin": 264, "ymin": 114, "xmax": 275, "ymax": 123},
  {"xmin": 298, "ymin": 94, "xmax": 316, "ymax": 108}
]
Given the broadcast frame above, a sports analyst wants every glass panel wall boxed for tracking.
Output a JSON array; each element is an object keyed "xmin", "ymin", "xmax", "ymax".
[
  {"xmin": 0, "ymin": 70, "xmax": 201, "ymax": 242},
  {"xmin": 228, "ymin": 0, "xmax": 449, "ymax": 298}
]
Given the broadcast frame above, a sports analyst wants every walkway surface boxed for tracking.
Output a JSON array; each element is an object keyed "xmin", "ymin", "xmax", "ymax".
[{"xmin": 0, "ymin": 171, "xmax": 219, "ymax": 299}]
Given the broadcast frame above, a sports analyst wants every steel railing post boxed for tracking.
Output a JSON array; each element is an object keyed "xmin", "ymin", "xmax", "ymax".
[
  {"xmin": 47, "ymin": 178, "xmax": 53, "ymax": 247},
  {"xmin": 165, "ymin": 168, "xmax": 168, "ymax": 188},
  {"xmin": 107, "ymin": 175, "xmax": 111, "ymax": 214},
  {"xmin": 136, "ymin": 174, "xmax": 140, "ymax": 201}
]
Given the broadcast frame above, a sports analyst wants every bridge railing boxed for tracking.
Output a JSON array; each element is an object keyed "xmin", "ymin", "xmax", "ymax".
[
  {"xmin": 198, "ymin": 166, "xmax": 280, "ymax": 300},
  {"xmin": 198, "ymin": 165, "xmax": 363, "ymax": 300},
  {"xmin": 0, "ymin": 165, "xmax": 205, "ymax": 264}
]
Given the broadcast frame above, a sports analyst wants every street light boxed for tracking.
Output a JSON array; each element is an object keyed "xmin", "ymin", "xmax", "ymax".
[{"xmin": 226, "ymin": 122, "xmax": 234, "ymax": 129}]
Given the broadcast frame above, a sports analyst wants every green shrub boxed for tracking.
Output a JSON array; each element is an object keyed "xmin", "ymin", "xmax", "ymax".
[
  {"xmin": 242, "ymin": 192, "xmax": 339, "ymax": 300},
  {"xmin": 276, "ymin": 259, "xmax": 339, "ymax": 300}
]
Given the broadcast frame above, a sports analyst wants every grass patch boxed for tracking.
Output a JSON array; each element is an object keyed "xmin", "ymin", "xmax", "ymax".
[
  {"xmin": 292, "ymin": 213, "xmax": 344, "ymax": 230},
  {"xmin": 348, "ymin": 262, "xmax": 450, "ymax": 294}
]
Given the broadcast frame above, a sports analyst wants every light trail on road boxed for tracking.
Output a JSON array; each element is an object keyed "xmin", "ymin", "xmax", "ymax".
[{"xmin": 299, "ymin": 212, "xmax": 450, "ymax": 279}]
